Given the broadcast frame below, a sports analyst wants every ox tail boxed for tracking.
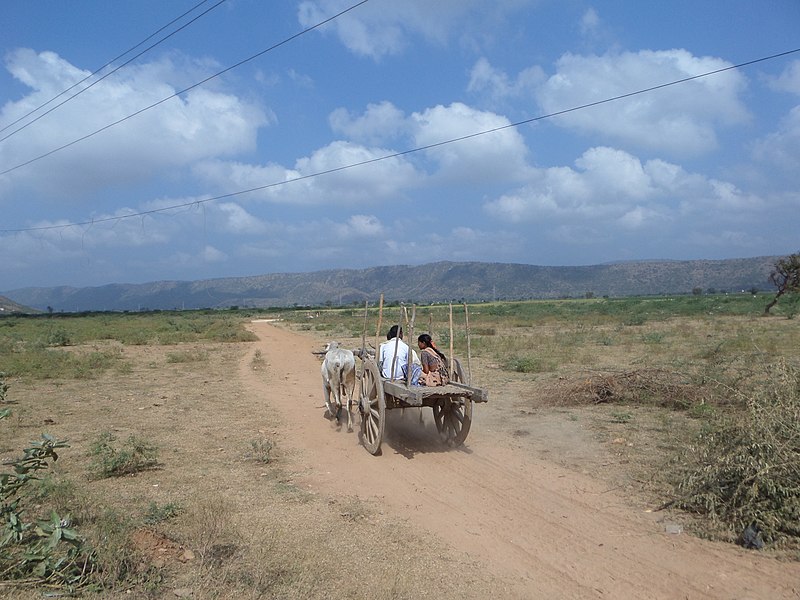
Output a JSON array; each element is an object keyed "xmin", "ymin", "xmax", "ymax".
[
  {"xmin": 331, "ymin": 359, "xmax": 343, "ymax": 390},
  {"xmin": 337, "ymin": 362, "xmax": 350, "ymax": 397},
  {"xmin": 333, "ymin": 361, "xmax": 354, "ymax": 403}
]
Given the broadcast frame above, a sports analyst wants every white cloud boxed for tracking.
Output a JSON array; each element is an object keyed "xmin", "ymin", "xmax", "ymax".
[
  {"xmin": 201, "ymin": 245, "xmax": 227, "ymax": 262},
  {"xmin": 535, "ymin": 49, "xmax": 750, "ymax": 156},
  {"xmin": 297, "ymin": 0, "xmax": 534, "ymax": 60},
  {"xmin": 768, "ymin": 60, "xmax": 800, "ymax": 95},
  {"xmin": 679, "ymin": 179, "xmax": 766, "ymax": 216},
  {"xmin": 0, "ymin": 50, "xmax": 269, "ymax": 201},
  {"xmin": 580, "ymin": 8, "xmax": 600, "ymax": 36},
  {"xmin": 574, "ymin": 146, "xmax": 653, "ymax": 199},
  {"xmin": 218, "ymin": 202, "xmax": 269, "ymax": 234},
  {"xmin": 484, "ymin": 146, "xmax": 763, "ymax": 228},
  {"xmin": 236, "ymin": 214, "xmax": 387, "ymax": 267},
  {"xmin": 752, "ymin": 105, "xmax": 800, "ymax": 176},
  {"xmin": 288, "ymin": 140, "xmax": 423, "ymax": 203},
  {"xmin": 411, "ymin": 102, "xmax": 531, "ymax": 182},
  {"xmin": 467, "ymin": 58, "xmax": 545, "ymax": 103},
  {"xmin": 335, "ymin": 214, "xmax": 385, "ymax": 238},
  {"xmin": 328, "ymin": 101, "xmax": 535, "ymax": 184},
  {"xmin": 329, "ymin": 101, "xmax": 407, "ymax": 144},
  {"xmin": 618, "ymin": 205, "xmax": 665, "ymax": 229},
  {"xmin": 195, "ymin": 140, "xmax": 422, "ymax": 205}
]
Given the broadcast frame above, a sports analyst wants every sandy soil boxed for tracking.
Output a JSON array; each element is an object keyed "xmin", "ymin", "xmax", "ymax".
[{"xmin": 245, "ymin": 320, "xmax": 800, "ymax": 600}]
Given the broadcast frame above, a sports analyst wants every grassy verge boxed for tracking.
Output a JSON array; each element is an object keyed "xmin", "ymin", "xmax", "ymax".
[{"xmin": 0, "ymin": 311, "xmax": 256, "ymax": 379}]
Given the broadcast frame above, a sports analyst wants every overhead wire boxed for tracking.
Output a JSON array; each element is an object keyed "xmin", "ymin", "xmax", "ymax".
[
  {"xmin": 2, "ymin": 46, "xmax": 798, "ymax": 236},
  {"xmin": 0, "ymin": 0, "xmax": 372, "ymax": 177},
  {"xmin": 0, "ymin": 0, "xmax": 225, "ymax": 141}
]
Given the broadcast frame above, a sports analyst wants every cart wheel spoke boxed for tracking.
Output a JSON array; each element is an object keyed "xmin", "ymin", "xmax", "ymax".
[{"xmin": 368, "ymin": 416, "xmax": 379, "ymax": 439}]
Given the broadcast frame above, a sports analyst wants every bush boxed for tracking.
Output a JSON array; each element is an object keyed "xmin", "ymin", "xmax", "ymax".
[
  {"xmin": 143, "ymin": 501, "xmax": 182, "ymax": 525},
  {"xmin": 0, "ymin": 432, "xmax": 96, "ymax": 589},
  {"xmin": 249, "ymin": 438, "xmax": 274, "ymax": 464},
  {"xmin": 674, "ymin": 360, "xmax": 800, "ymax": 548},
  {"xmin": 89, "ymin": 433, "xmax": 159, "ymax": 478},
  {"xmin": 0, "ymin": 371, "xmax": 8, "ymax": 403},
  {"xmin": 46, "ymin": 327, "xmax": 72, "ymax": 347},
  {"xmin": 502, "ymin": 355, "xmax": 552, "ymax": 373}
]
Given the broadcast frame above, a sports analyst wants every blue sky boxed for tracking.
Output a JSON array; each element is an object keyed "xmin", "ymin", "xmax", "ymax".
[{"xmin": 1, "ymin": 0, "xmax": 799, "ymax": 291}]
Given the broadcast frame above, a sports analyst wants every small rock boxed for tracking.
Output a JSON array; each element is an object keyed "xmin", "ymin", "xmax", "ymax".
[
  {"xmin": 612, "ymin": 437, "xmax": 626, "ymax": 445},
  {"xmin": 740, "ymin": 523, "xmax": 764, "ymax": 549},
  {"xmin": 665, "ymin": 523, "xmax": 683, "ymax": 535},
  {"xmin": 180, "ymin": 549, "xmax": 196, "ymax": 562},
  {"xmin": 173, "ymin": 588, "xmax": 193, "ymax": 598}
]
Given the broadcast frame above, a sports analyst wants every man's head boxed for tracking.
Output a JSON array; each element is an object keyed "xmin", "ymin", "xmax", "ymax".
[{"xmin": 386, "ymin": 325, "xmax": 403, "ymax": 340}]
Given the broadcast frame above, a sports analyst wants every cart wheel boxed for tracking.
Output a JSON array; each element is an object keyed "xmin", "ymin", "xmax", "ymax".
[
  {"xmin": 359, "ymin": 361, "xmax": 385, "ymax": 455},
  {"xmin": 432, "ymin": 396, "xmax": 472, "ymax": 447},
  {"xmin": 434, "ymin": 358, "xmax": 472, "ymax": 446}
]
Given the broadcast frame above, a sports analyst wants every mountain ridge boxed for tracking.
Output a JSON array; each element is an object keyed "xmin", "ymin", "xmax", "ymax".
[{"xmin": 3, "ymin": 257, "xmax": 780, "ymax": 312}]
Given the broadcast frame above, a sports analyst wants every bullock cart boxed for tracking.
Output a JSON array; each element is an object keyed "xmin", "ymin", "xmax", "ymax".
[{"xmin": 356, "ymin": 301, "xmax": 489, "ymax": 455}]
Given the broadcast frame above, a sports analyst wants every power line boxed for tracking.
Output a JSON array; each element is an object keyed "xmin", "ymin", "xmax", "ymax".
[
  {"xmin": 0, "ymin": 0, "xmax": 372, "ymax": 177},
  {"xmin": 3, "ymin": 46, "xmax": 798, "ymax": 236},
  {"xmin": 0, "ymin": 0, "xmax": 224, "ymax": 141}
]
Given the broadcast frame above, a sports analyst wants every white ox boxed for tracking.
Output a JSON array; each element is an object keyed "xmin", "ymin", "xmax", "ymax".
[{"xmin": 321, "ymin": 341, "xmax": 356, "ymax": 431}]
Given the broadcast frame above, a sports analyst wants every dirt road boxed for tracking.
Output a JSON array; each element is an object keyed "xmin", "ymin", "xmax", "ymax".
[{"xmin": 243, "ymin": 321, "xmax": 800, "ymax": 599}]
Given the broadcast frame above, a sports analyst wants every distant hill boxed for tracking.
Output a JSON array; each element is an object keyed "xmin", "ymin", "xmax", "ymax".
[
  {"xmin": 1, "ymin": 257, "xmax": 780, "ymax": 313},
  {"xmin": 0, "ymin": 295, "xmax": 38, "ymax": 315}
]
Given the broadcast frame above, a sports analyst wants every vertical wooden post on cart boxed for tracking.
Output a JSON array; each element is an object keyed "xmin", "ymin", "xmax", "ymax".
[
  {"xmin": 375, "ymin": 293, "xmax": 384, "ymax": 366},
  {"xmin": 405, "ymin": 304, "xmax": 416, "ymax": 386},
  {"xmin": 463, "ymin": 302, "xmax": 472, "ymax": 386},
  {"xmin": 390, "ymin": 305, "xmax": 404, "ymax": 380},
  {"xmin": 360, "ymin": 300, "xmax": 369, "ymax": 359},
  {"xmin": 449, "ymin": 303, "xmax": 454, "ymax": 374}
]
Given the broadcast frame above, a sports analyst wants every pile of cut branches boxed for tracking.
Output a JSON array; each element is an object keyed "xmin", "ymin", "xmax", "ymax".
[{"xmin": 563, "ymin": 368, "xmax": 706, "ymax": 409}]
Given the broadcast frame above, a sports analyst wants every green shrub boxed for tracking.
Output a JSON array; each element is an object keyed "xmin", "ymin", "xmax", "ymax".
[
  {"xmin": 205, "ymin": 319, "xmax": 258, "ymax": 342},
  {"xmin": 89, "ymin": 433, "xmax": 159, "ymax": 478},
  {"xmin": 46, "ymin": 327, "xmax": 72, "ymax": 347},
  {"xmin": 502, "ymin": 355, "xmax": 552, "ymax": 373},
  {"xmin": 249, "ymin": 438, "xmax": 274, "ymax": 464},
  {"xmin": 0, "ymin": 432, "xmax": 96, "ymax": 589},
  {"xmin": 0, "ymin": 371, "xmax": 8, "ymax": 403},
  {"xmin": 143, "ymin": 501, "xmax": 182, "ymax": 525},
  {"xmin": 610, "ymin": 410, "xmax": 633, "ymax": 424},
  {"xmin": 641, "ymin": 332, "xmax": 665, "ymax": 344}
]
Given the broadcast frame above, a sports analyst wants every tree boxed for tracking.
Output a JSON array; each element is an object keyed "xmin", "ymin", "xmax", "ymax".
[{"xmin": 764, "ymin": 252, "xmax": 800, "ymax": 314}]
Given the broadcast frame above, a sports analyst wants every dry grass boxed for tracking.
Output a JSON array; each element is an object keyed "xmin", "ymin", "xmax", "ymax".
[
  {"xmin": 3, "ymin": 301, "xmax": 800, "ymax": 595},
  {"xmin": 1, "ymin": 340, "xmax": 498, "ymax": 598}
]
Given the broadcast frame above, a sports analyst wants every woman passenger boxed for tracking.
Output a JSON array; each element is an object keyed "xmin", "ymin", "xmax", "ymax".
[{"xmin": 417, "ymin": 334, "xmax": 449, "ymax": 386}]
